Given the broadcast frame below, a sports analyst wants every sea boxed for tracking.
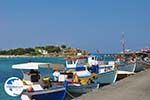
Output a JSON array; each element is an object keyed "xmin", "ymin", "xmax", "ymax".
[
  {"xmin": 0, "ymin": 57, "xmax": 65, "ymax": 100},
  {"xmin": 0, "ymin": 55, "xmax": 115, "ymax": 100}
]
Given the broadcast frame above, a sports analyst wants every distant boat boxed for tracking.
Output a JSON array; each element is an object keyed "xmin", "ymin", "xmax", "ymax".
[
  {"xmin": 136, "ymin": 59, "xmax": 150, "ymax": 70},
  {"xmin": 12, "ymin": 62, "xmax": 67, "ymax": 100},
  {"xmin": 143, "ymin": 57, "xmax": 150, "ymax": 63},
  {"xmin": 141, "ymin": 48, "xmax": 150, "ymax": 53},
  {"xmin": 88, "ymin": 55, "xmax": 137, "ymax": 84}
]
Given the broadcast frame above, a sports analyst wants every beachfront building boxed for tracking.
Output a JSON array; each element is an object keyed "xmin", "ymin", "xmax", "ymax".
[{"xmin": 37, "ymin": 49, "xmax": 48, "ymax": 55}]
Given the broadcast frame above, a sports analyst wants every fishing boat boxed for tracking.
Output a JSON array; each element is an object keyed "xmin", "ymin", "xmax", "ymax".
[
  {"xmin": 116, "ymin": 33, "xmax": 143, "ymax": 73},
  {"xmin": 12, "ymin": 62, "xmax": 67, "ymax": 100},
  {"xmin": 88, "ymin": 55, "xmax": 118, "ymax": 85},
  {"xmin": 58, "ymin": 68, "xmax": 99, "ymax": 96},
  {"xmin": 89, "ymin": 55, "xmax": 135, "ymax": 84},
  {"xmin": 143, "ymin": 57, "xmax": 150, "ymax": 63},
  {"xmin": 65, "ymin": 55, "xmax": 118, "ymax": 85},
  {"xmin": 136, "ymin": 59, "xmax": 150, "ymax": 69}
]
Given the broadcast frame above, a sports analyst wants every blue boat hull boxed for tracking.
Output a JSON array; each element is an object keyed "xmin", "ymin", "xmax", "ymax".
[
  {"xmin": 95, "ymin": 70, "xmax": 117, "ymax": 85},
  {"xmin": 21, "ymin": 87, "xmax": 66, "ymax": 100}
]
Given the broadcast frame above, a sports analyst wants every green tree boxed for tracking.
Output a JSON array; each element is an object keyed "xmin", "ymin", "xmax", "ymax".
[{"xmin": 61, "ymin": 45, "xmax": 66, "ymax": 49}]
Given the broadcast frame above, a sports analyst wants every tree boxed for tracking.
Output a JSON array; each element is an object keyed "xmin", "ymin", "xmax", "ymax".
[{"xmin": 61, "ymin": 45, "xmax": 66, "ymax": 49}]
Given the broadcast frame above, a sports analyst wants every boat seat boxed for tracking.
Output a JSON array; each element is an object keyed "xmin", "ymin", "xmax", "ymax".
[
  {"xmin": 21, "ymin": 94, "xmax": 31, "ymax": 100},
  {"xmin": 39, "ymin": 78, "xmax": 51, "ymax": 89},
  {"xmin": 31, "ymin": 84, "xmax": 44, "ymax": 91}
]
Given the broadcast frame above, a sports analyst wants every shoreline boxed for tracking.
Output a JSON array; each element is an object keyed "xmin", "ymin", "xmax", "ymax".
[
  {"xmin": 0, "ymin": 55, "xmax": 65, "ymax": 58},
  {"xmin": 0, "ymin": 54, "xmax": 89, "ymax": 58}
]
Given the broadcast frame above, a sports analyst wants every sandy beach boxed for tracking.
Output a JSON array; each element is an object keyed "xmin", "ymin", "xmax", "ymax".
[{"xmin": 74, "ymin": 69, "xmax": 150, "ymax": 100}]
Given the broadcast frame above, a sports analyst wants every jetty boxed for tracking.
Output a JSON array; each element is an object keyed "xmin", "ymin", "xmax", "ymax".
[{"xmin": 74, "ymin": 69, "xmax": 150, "ymax": 100}]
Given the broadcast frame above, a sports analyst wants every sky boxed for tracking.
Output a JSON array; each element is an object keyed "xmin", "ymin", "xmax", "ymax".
[{"xmin": 0, "ymin": 0, "xmax": 150, "ymax": 53}]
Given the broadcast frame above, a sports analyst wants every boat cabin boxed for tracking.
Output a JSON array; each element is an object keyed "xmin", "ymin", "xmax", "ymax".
[
  {"xmin": 12, "ymin": 62, "xmax": 66, "ymax": 84},
  {"xmin": 65, "ymin": 57, "xmax": 87, "ymax": 70},
  {"xmin": 12, "ymin": 63, "xmax": 51, "ymax": 84},
  {"xmin": 74, "ymin": 66, "xmax": 91, "ymax": 78},
  {"xmin": 88, "ymin": 55, "xmax": 104, "ymax": 66}
]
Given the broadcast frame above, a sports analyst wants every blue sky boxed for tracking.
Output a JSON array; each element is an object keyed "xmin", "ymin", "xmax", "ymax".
[{"xmin": 0, "ymin": 0, "xmax": 150, "ymax": 53}]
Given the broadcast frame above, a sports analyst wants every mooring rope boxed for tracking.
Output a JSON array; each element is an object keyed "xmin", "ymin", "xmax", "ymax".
[{"xmin": 66, "ymin": 90, "xmax": 76, "ymax": 99}]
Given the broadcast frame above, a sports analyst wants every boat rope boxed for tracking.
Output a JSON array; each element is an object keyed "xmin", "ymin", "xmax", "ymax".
[{"xmin": 66, "ymin": 90, "xmax": 76, "ymax": 99}]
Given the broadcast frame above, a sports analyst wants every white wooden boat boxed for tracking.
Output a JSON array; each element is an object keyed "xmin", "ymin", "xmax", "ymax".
[{"xmin": 12, "ymin": 62, "xmax": 67, "ymax": 100}]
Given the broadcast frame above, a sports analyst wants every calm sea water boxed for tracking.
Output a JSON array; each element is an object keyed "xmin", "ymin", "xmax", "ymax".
[{"xmin": 0, "ymin": 57, "xmax": 65, "ymax": 100}]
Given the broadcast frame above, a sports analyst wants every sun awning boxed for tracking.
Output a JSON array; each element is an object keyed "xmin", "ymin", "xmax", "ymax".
[
  {"xmin": 12, "ymin": 62, "xmax": 65, "ymax": 70},
  {"xmin": 12, "ymin": 62, "xmax": 50, "ymax": 70}
]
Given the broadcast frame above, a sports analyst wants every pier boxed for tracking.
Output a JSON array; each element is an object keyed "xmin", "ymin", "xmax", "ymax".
[{"xmin": 74, "ymin": 69, "xmax": 150, "ymax": 100}]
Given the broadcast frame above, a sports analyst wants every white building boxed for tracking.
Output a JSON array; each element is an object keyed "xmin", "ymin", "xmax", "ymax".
[{"xmin": 38, "ymin": 49, "xmax": 48, "ymax": 55}]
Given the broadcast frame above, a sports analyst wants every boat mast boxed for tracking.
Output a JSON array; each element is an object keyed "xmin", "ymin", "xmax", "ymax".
[{"xmin": 121, "ymin": 32, "xmax": 126, "ymax": 54}]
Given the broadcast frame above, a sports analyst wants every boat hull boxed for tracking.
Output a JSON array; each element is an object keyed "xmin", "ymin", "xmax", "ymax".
[
  {"xmin": 118, "ymin": 62, "xmax": 145, "ymax": 73},
  {"xmin": 118, "ymin": 63, "xmax": 136, "ymax": 72},
  {"xmin": 116, "ymin": 70, "xmax": 134, "ymax": 80},
  {"xmin": 136, "ymin": 60, "xmax": 150, "ymax": 70},
  {"xmin": 94, "ymin": 70, "xmax": 117, "ymax": 85},
  {"xmin": 21, "ymin": 87, "xmax": 66, "ymax": 100},
  {"xmin": 117, "ymin": 74, "xmax": 128, "ymax": 80},
  {"xmin": 67, "ymin": 83, "xmax": 98, "ymax": 94}
]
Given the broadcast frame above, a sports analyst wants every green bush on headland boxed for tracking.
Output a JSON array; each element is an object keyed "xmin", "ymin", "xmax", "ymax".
[
  {"xmin": 0, "ymin": 45, "xmax": 89, "ymax": 56},
  {"xmin": 0, "ymin": 48, "xmax": 38, "ymax": 55}
]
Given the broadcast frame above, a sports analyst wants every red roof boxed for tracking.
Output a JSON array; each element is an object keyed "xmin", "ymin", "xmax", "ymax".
[
  {"xmin": 141, "ymin": 49, "xmax": 150, "ymax": 53},
  {"xmin": 65, "ymin": 56, "xmax": 87, "ymax": 60}
]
